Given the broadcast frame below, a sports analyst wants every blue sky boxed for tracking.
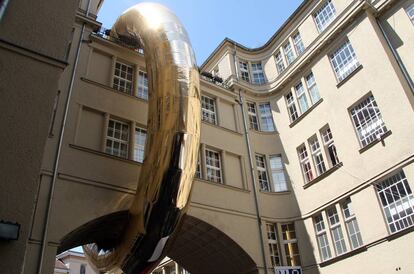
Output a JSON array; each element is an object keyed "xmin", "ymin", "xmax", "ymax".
[{"xmin": 97, "ymin": 0, "xmax": 303, "ymax": 65}]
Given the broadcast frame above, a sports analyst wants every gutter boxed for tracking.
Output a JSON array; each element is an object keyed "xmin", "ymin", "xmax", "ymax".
[{"xmin": 237, "ymin": 90, "xmax": 269, "ymax": 274}]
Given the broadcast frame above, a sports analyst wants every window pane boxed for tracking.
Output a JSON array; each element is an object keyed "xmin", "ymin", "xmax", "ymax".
[
  {"xmin": 259, "ymin": 103, "xmax": 275, "ymax": 132},
  {"xmin": 201, "ymin": 96, "xmax": 217, "ymax": 124},
  {"xmin": 314, "ymin": 0, "xmax": 337, "ymax": 32},
  {"xmin": 330, "ymin": 41, "xmax": 360, "ymax": 82},
  {"xmin": 270, "ymin": 155, "xmax": 288, "ymax": 192}
]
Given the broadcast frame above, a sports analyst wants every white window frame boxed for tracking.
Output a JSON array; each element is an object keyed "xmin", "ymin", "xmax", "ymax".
[
  {"xmin": 113, "ymin": 61, "xmax": 134, "ymax": 94},
  {"xmin": 269, "ymin": 155, "xmax": 288, "ymax": 192},
  {"xmin": 280, "ymin": 223, "xmax": 301, "ymax": 267},
  {"xmin": 321, "ymin": 126, "xmax": 340, "ymax": 168},
  {"xmin": 105, "ymin": 119, "xmax": 129, "ymax": 158},
  {"xmin": 201, "ymin": 95, "xmax": 217, "ymax": 125},
  {"xmin": 251, "ymin": 62, "xmax": 266, "ymax": 85},
  {"xmin": 283, "ymin": 42, "xmax": 295, "ymax": 65},
  {"xmin": 247, "ymin": 102, "xmax": 260, "ymax": 131},
  {"xmin": 314, "ymin": 214, "xmax": 332, "ymax": 261},
  {"xmin": 298, "ymin": 145, "xmax": 314, "ymax": 183},
  {"xmin": 266, "ymin": 223, "xmax": 281, "ymax": 267},
  {"xmin": 258, "ymin": 102, "xmax": 276, "ymax": 132},
  {"xmin": 293, "ymin": 32, "xmax": 305, "ymax": 56},
  {"xmin": 326, "ymin": 207, "xmax": 347, "ymax": 256},
  {"xmin": 314, "ymin": 0, "xmax": 337, "ymax": 33},
  {"xmin": 239, "ymin": 60, "xmax": 250, "ymax": 82},
  {"xmin": 294, "ymin": 81, "xmax": 309, "ymax": 114},
  {"xmin": 275, "ymin": 51, "xmax": 286, "ymax": 75},
  {"xmin": 195, "ymin": 149, "xmax": 202, "ymax": 179},
  {"xmin": 341, "ymin": 198, "xmax": 363, "ymax": 250},
  {"xmin": 406, "ymin": 2, "xmax": 414, "ymax": 23},
  {"xmin": 133, "ymin": 127, "xmax": 147, "ymax": 163},
  {"xmin": 309, "ymin": 137, "xmax": 326, "ymax": 176},
  {"xmin": 286, "ymin": 92, "xmax": 299, "ymax": 123},
  {"xmin": 256, "ymin": 154, "xmax": 270, "ymax": 191},
  {"xmin": 305, "ymin": 72, "xmax": 321, "ymax": 104},
  {"xmin": 375, "ymin": 170, "xmax": 414, "ymax": 234},
  {"xmin": 137, "ymin": 70, "xmax": 148, "ymax": 100},
  {"xmin": 350, "ymin": 94, "xmax": 387, "ymax": 148},
  {"xmin": 330, "ymin": 40, "xmax": 360, "ymax": 82},
  {"xmin": 205, "ymin": 149, "xmax": 222, "ymax": 183}
]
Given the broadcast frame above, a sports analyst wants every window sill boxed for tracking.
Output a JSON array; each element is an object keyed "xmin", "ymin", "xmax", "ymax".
[
  {"xmin": 358, "ymin": 130, "xmax": 392, "ymax": 154},
  {"xmin": 259, "ymin": 189, "xmax": 291, "ymax": 195},
  {"xmin": 194, "ymin": 177, "xmax": 250, "ymax": 193},
  {"xmin": 303, "ymin": 162, "xmax": 343, "ymax": 189},
  {"xmin": 201, "ymin": 120, "xmax": 242, "ymax": 136},
  {"xmin": 320, "ymin": 224, "xmax": 414, "ymax": 267},
  {"xmin": 250, "ymin": 129, "xmax": 279, "ymax": 135},
  {"xmin": 81, "ymin": 77, "xmax": 149, "ymax": 103},
  {"xmin": 289, "ymin": 99, "xmax": 323, "ymax": 128},
  {"xmin": 336, "ymin": 65, "xmax": 363, "ymax": 88},
  {"xmin": 69, "ymin": 144, "xmax": 143, "ymax": 165},
  {"xmin": 319, "ymin": 245, "xmax": 368, "ymax": 267}
]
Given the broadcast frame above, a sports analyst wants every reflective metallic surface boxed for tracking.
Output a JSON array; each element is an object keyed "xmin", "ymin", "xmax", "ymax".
[{"xmin": 83, "ymin": 3, "xmax": 200, "ymax": 273}]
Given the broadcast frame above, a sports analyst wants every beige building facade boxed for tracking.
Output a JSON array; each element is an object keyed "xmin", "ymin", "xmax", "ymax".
[{"xmin": 3, "ymin": 0, "xmax": 414, "ymax": 273}]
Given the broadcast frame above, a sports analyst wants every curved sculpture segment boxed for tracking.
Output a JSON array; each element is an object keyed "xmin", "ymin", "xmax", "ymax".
[{"xmin": 83, "ymin": 3, "xmax": 200, "ymax": 273}]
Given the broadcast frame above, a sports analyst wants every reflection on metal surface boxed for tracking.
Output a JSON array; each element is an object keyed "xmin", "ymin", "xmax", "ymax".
[{"xmin": 83, "ymin": 3, "xmax": 200, "ymax": 273}]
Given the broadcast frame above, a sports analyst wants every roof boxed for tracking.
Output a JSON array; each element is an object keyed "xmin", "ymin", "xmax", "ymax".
[
  {"xmin": 200, "ymin": 0, "xmax": 311, "ymax": 69},
  {"xmin": 55, "ymin": 259, "xmax": 69, "ymax": 270}
]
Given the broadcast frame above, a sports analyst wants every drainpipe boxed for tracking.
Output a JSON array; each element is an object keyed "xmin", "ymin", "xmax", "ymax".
[
  {"xmin": 237, "ymin": 89, "xmax": 269, "ymax": 274},
  {"xmin": 376, "ymin": 19, "xmax": 414, "ymax": 95},
  {"xmin": 37, "ymin": 0, "xmax": 91, "ymax": 272}
]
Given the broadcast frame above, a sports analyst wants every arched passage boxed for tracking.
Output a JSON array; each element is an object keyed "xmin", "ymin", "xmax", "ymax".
[{"xmin": 168, "ymin": 215, "xmax": 258, "ymax": 274}]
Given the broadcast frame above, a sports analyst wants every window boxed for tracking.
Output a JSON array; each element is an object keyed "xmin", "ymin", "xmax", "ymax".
[
  {"xmin": 251, "ymin": 62, "xmax": 266, "ymax": 85},
  {"xmin": 283, "ymin": 42, "xmax": 295, "ymax": 65},
  {"xmin": 195, "ymin": 149, "xmax": 202, "ymax": 179},
  {"xmin": 298, "ymin": 145, "xmax": 313, "ymax": 183},
  {"xmin": 305, "ymin": 72, "xmax": 320, "ymax": 104},
  {"xmin": 314, "ymin": 0, "xmax": 337, "ymax": 32},
  {"xmin": 106, "ymin": 119, "xmax": 129, "ymax": 158},
  {"xmin": 326, "ymin": 207, "xmax": 347, "ymax": 255},
  {"xmin": 293, "ymin": 32, "xmax": 305, "ymax": 55},
  {"xmin": 281, "ymin": 223, "xmax": 301, "ymax": 266},
  {"xmin": 113, "ymin": 61, "xmax": 133, "ymax": 94},
  {"xmin": 375, "ymin": 171, "xmax": 414, "ymax": 233},
  {"xmin": 406, "ymin": 3, "xmax": 414, "ymax": 23},
  {"xmin": 239, "ymin": 60, "xmax": 250, "ymax": 82},
  {"xmin": 314, "ymin": 214, "xmax": 332, "ymax": 261},
  {"xmin": 137, "ymin": 71, "xmax": 148, "ymax": 100},
  {"xmin": 256, "ymin": 154, "xmax": 270, "ymax": 191},
  {"xmin": 205, "ymin": 149, "xmax": 222, "ymax": 183},
  {"xmin": 350, "ymin": 94, "xmax": 387, "ymax": 148},
  {"xmin": 266, "ymin": 223, "xmax": 281, "ymax": 267},
  {"xmin": 330, "ymin": 40, "xmax": 360, "ymax": 82},
  {"xmin": 80, "ymin": 264, "xmax": 86, "ymax": 274},
  {"xmin": 48, "ymin": 90, "xmax": 61, "ymax": 137},
  {"xmin": 267, "ymin": 222, "xmax": 302, "ymax": 267},
  {"xmin": 275, "ymin": 52, "xmax": 286, "ymax": 74},
  {"xmin": 270, "ymin": 155, "xmax": 288, "ymax": 192},
  {"xmin": 321, "ymin": 127, "xmax": 339, "ymax": 167},
  {"xmin": 212, "ymin": 66, "xmax": 219, "ymax": 77},
  {"xmin": 258, "ymin": 103, "xmax": 275, "ymax": 132},
  {"xmin": 134, "ymin": 128, "xmax": 147, "ymax": 163},
  {"xmin": 201, "ymin": 95, "xmax": 217, "ymax": 124},
  {"xmin": 247, "ymin": 102, "xmax": 260, "ymax": 130},
  {"xmin": 341, "ymin": 199, "xmax": 363, "ymax": 249},
  {"xmin": 309, "ymin": 137, "xmax": 326, "ymax": 176},
  {"xmin": 294, "ymin": 82, "xmax": 309, "ymax": 113},
  {"xmin": 286, "ymin": 92, "xmax": 299, "ymax": 122}
]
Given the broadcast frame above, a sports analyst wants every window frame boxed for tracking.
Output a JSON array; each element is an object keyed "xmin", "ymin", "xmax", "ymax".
[
  {"xmin": 105, "ymin": 118, "xmax": 130, "ymax": 159},
  {"xmin": 349, "ymin": 94, "xmax": 387, "ymax": 148},
  {"xmin": 201, "ymin": 95, "xmax": 218, "ymax": 125},
  {"xmin": 256, "ymin": 154, "xmax": 270, "ymax": 191},
  {"xmin": 313, "ymin": 0, "xmax": 337, "ymax": 33},
  {"xmin": 275, "ymin": 51, "xmax": 286, "ymax": 75},
  {"xmin": 341, "ymin": 198, "xmax": 363, "ymax": 250},
  {"xmin": 293, "ymin": 32, "xmax": 305, "ymax": 56},
  {"xmin": 247, "ymin": 102, "xmax": 260, "ymax": 131},
  {"xmin": 205, "ymin": 148, "xmax": 223, "ymax": 184},
  {"xmin": 113, "ymin": 60, "xmax": 134, "ymax": 94},
  {"xmin": 251, "ymin": 61, "xmax": 266, "ymax": 85},
  {"xmin": 133, "ymin": 127, "xmax": 147, "ymax": 163},
  {"xmin": 314, "ymin": 213, "xmax": 332, "ymax": 262},
  {"xmin": 329, "ymin": 40, "xmax": 360, "ymax": 83},
  {"xmin": 320, "ymin": 126, "xmax": 340, "ymax": 168},
  {"xmin": 326, "ymin": 207, "xmax": 347, "ymax": 256},
  {"xmin": 269, "ymin": 155, "xmax": 289, "ymax": 192},
  {"xmin": 308, "ymin": 136, "xmax": 327, "ymax": 177},
  {"xmin": 298, "ymin": 144, "xmax": 314, "ymax": 183},
  {"xmin": 283, "ymin": 41, "xmax": 296, "ymax": 65},
  {"xmin": 239, "ymin": 60, "xmax": 250, "ymax": 82},
  {"xmin": 406, "ymin": 2, "xmax": 414, "ymax": 24},
  {"xmin": 137, "ymin": 70, "xmax": 149, "ymax": 100},
  {"xmin": 258, "ymin": 102, "xmax": 276, "ymax": 132}
]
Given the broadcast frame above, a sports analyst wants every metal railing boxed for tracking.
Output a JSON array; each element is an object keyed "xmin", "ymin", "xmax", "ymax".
[{"xmin": 92, "ymin": 27, "xmax": 144, "ymax": 54}]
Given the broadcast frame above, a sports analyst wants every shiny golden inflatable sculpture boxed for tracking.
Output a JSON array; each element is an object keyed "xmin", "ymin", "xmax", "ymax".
[{"xmin": 82, "ymin": 3, "xmax": 200, "ymax": 273}]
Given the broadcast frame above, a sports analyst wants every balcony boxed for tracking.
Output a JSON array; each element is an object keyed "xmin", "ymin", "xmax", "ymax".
[{"xmin": 92, "ymin": 27, "xmax": 144, "ymax": 54}]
